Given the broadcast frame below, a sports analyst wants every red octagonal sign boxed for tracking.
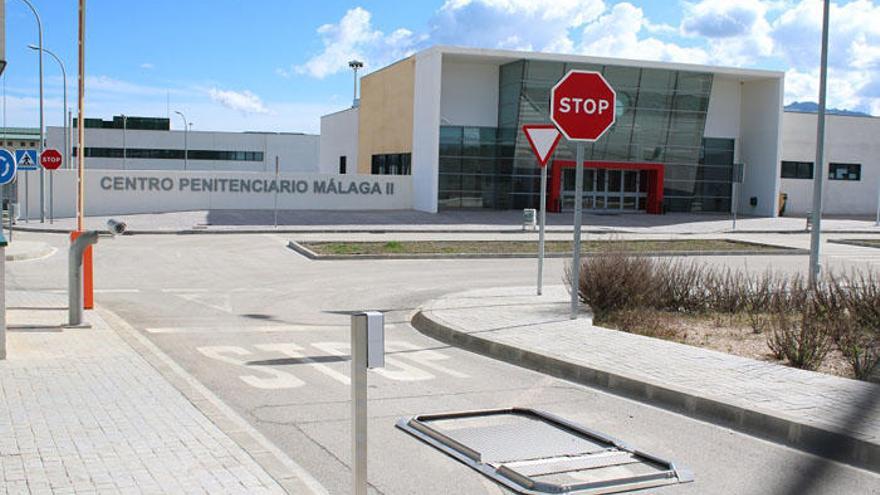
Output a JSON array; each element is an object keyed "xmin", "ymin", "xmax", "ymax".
[
  {"xmin": 550, "ymin": 70, "xmax": 616, "ymax": 142},
  {"xmin": 39, "ymin": 148, "xmax": 63, "ymax": 170}
]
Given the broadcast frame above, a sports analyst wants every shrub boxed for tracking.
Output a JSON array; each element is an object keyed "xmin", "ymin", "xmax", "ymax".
[
  {"xmin": 605, "ymin": 308, "xmax": 679, "ymax": 340},
  {"xmin": 831, "ymin": 271, "xmax": 880, "ymax": 381},
  {"xmin": 567, "ymin": 252, "xmax": 659, "ymax": 322},
  {"xmin": 765, "ymin": 302, "xmax": 833, "ymax": 371}
]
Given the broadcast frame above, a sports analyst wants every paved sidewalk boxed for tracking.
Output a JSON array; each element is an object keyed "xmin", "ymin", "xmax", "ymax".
[
  {"xmin": 12, "ymin": 209, "xmax": 880, "ymax": 234},
  {"xmin": 413, "ymin": 286, "xmax": 880, "ymax": 473},
  {"xmin": 0, "ymin": 291, "xmax": 289, "ymax": 494}
]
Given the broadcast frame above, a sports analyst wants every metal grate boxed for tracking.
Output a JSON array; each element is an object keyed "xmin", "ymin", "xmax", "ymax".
[{"xmin": 397, "ymin": 408, "xmax": 693, "ymax": 494}]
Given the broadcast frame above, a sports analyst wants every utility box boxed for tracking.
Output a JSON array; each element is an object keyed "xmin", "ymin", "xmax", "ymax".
[{"xmin": 522, "ymin": 208, "xmax": 537, "ymax": 231}]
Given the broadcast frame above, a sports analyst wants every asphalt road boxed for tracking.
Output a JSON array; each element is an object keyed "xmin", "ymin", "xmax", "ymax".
[{"xmin": 7, "ymin": 231, "xmax": 880, "ymax": 494}]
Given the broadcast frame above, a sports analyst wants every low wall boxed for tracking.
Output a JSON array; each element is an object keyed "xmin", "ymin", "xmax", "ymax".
[{"xmin": 16, "ymin": 169, "xmax": 412, "ymax": 218}]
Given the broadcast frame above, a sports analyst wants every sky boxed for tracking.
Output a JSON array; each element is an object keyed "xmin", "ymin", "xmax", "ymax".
[{"xmin": 2, "ymin": 0, "xmax": 879, "ymax": 134}]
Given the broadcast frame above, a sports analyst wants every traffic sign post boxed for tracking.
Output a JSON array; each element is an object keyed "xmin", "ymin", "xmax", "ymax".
[
  {"xmin": 523, "ymin": 125, "xmax": 562, "ymax": 297},
  {"xmin": 0, "ymin": 149, "xmax": 16, "ymax": 242},
  {"xmin": 16, "ymin": 150, "xmax": 37, "ymax": 223},
  {"xmin": 550, "ymin": 71, "xmax": 616, "ymax": 320},
  {"xmin": 40, "ymin": 149, "xmax": 62, "ymax": 224}
]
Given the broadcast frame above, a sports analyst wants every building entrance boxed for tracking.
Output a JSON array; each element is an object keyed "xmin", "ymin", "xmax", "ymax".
[
  {"xmin": 560, "ymin": 168, "xmax": 648, "ymax": 212},
  {"xmin": 548, "ymin": 161, "xmax": 665, "ymax": 214}
]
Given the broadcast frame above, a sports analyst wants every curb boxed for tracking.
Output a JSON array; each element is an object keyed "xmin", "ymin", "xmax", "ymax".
[
  {"xmin": 828, "ymin": 239, "xmax": 880, "ymax": 249},
  {"xmin": 410, "ymin": 310, "xmax": 880, "ymax": 474},
  {"xmin": 286, "ymin": 240, "xmax": 807, "ymax": 261}
]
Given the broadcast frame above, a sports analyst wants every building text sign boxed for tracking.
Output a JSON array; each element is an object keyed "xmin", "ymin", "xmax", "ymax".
[{"xmin": 99, "ymin": 175, "xmax": 397, "ymax": 196}]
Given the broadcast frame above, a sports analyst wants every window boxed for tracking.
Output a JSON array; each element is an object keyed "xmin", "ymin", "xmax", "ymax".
[
  {"xmin": 781, "ymin": 161, "xmax": 813, "ymax": 179},
  {"xmin": 829, "ymin": 163, "xmax": 861, "ymax": 181},
  {"xmin": 73, "ymin": 147, "xmax": 264, "ymax": 161},
  {"xmin": 339, "ymin": 156, "xmax": 347, "ymax": 174},
  {"xmin": 371, "ymin": 153, "xmax": 411, "ymax": 175}
]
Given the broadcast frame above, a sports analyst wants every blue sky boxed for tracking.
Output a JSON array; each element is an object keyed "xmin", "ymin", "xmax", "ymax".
[{"xmin": 2, "ymin": 1, "xmax": 879, "ymax": 134}]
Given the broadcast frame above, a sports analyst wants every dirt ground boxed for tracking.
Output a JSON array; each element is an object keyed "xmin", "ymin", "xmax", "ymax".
[{"xmin": 606, "ymin": 311, "xmax": 854, "ymax": 379}]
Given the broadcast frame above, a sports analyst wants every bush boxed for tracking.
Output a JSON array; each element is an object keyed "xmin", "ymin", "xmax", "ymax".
[
  {"xmin": 831, "ymin": 272, "xmax": 880, "ymax": 381},
  {"xmin": 566, "ymin": 252, "xmax": 659, "ymax": 321},
  {"xmin": 765, "ymin": 300, "xmax": 833, "ymax": 371},
  {"xmin": 605, "ymin": 308, "xmax": 679, "ymax": 340}
]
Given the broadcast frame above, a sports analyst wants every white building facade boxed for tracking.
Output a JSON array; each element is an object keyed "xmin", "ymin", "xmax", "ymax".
[
  {"xmin": 45, "ymin": 116, "xmax": 319, "ymax": 173},
  {"xmin": 321, "ymin": 45, "xmax": 785, "ymax": 216},
  {"xmin": 780, "ymin": 112, "xmax": 880, "ymax": 216}
]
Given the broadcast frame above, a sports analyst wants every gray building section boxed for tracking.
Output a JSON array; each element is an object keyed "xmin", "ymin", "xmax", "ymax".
[{"xmin": 0, "ymin": 0, "xmax": 5, "ymax": 76}]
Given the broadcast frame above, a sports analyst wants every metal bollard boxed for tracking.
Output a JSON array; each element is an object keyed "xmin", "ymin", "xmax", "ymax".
[
  {"xmin": 351, "ymin": 312, "xmax": 384, "ymax": 495},
  {"xmin": 68, "ymin": 231, "xmax": 99, "ymax": 326},
  {"xmin": 0, "ymin": 231, "xmax": 7, "ymax": 360}
]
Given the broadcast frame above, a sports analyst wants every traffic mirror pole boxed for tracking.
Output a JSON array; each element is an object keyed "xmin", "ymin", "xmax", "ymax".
[{"xmin": 571, "ymin": 142, "xmax": 584, "ymax": 319}]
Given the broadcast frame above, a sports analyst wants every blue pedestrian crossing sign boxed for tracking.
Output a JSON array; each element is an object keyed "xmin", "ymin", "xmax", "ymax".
[
  {"xmin": 0, "ymin": 148, "xmax": 16, "ymax": 185},
  {"xmin": 16, "ymin": 149, "xmax": 38, "ymax": 171}
]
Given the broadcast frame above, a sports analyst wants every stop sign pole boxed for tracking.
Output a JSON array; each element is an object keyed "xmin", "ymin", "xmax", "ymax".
[{"xmin": 550, "ymin": 71, "xmax": 616, "ymax": 320}]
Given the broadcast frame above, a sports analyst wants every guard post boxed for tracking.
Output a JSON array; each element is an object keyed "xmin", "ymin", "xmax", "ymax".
[
  {"xmin": 68, "ymin": 230, "xmax": 98, "ymax": 326},
  {"xmin": 351, "ymin": 311, "xmax": 384, "ymax": 495}
]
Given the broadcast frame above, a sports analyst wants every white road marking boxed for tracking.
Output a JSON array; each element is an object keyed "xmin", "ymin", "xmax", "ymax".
[
  {"xmin": 197, "ymin": 346, "xmax": 305, "ymax": 389},
  {"xmin": 162, "ymin": 288, "xmax": 210, "ymax": 293},
  {"xmin": 256, "ymin": 342, "xmax": 351, "ymax": 385},
  {"xmin": 94, "ymin": 288, "xmax": 142, "ymax": 294},
  {"xmin": 387, "ymin": 341, "xmax": 470, "ymax": 378},
  {"xmin": 145, "ymin": 324, "xmax": 340, "ymax": 334}
]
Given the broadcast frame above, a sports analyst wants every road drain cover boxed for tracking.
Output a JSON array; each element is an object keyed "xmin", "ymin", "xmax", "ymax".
[{"xmin": 397, "ymin": 408, "xmax": 693, "ymax": 494}]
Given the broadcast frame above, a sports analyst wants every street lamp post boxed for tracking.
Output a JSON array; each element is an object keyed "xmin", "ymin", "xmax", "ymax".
[
  {"xmin": 808, "ymin": 0, "xmax": 831, "ymax": 286},
  {"xmin": 348, "ymin": 60, "xmax": 363, "ymax": 107},
  {"xmin": 174, "ymin": 111, "xmax": 188, "ymax": 170},
  {"xmin": 28, "ymin": 45, "xmax": 65, "ymax": 169},
  {"xmin": 19, "ymin": 0, "xmax": 45, "ymax": 222}
]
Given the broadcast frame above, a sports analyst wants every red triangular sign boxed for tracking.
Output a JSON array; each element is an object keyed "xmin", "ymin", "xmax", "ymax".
[{"xmin": 522, "ymin": 124, "xmax": 562, "ymax": 167}]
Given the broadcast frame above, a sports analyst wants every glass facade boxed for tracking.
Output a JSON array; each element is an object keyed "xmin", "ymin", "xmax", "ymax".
[
  {"xmin": 438, "ymin": 59, "xmax": 734, "ymax": 212},
  {"xmin": 73, "ymin": 147, "xmax": 264, "ymax": 162}
]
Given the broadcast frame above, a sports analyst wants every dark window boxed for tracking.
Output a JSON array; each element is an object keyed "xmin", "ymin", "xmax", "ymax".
[
  {"xmin": 371, "ymin": 153, "xmax": 411, "ymax": 175},
  {"xmin": 339, "ymin": 156, "xmax": 347, "ymax": 174},
  {"xmin": 781, "ymin": 161, "xmax": 813, "ymax": 179},
  {"xmin": 73, "ymin": 147, "xmax": 263, "ymax": 161},
  {"xmin": 828, "ymin": 163, "xmax": 860, "ymax": 181}
]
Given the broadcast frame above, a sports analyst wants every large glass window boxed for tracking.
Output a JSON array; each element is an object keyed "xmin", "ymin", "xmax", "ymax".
[
  {"xmin": 440, "ymin": 60, "xmax": 716, "ymax": 211},
  {"xmin": 781, "ymin": 161, "xmax": 813, "ymax": 179},
  {"xmin": 371, "ymin": 153, "xmax": 411, "ymax": 175}
]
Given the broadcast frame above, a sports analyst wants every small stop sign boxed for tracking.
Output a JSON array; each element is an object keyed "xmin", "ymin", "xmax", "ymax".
[
  {"xmin": 40, "ymin": 148, "xmax": 63, "ymax": 170},
  {"xmin": 550, "ymin": 71, "xmax": 616, "ymax": 142}
]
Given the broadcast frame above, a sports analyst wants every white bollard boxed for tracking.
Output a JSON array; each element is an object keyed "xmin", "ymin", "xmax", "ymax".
[{"xmin": 351, "ymin": 311, "xmax": 384, "ymax": 495}]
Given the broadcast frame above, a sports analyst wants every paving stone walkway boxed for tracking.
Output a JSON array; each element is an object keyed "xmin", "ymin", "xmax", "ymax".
[
  {"xmin": 416, "ymin": 286, "xmax": 880, "ymax": 471},
  {"xmin": 0, "ymin": 291, "xmax": 286, "ymax": 494}
]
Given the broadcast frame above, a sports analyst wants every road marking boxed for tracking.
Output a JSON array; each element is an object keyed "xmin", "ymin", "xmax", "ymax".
[
  {"xmin": 257, "ymin": 343, "xmax": 351, "ymax": 385},
  {"xmin": 145, "ymin": 324, "xmax": 339, "ymax": 334},
  {"xmin": 197, "ymin": 346, "xmax": 305, "ymax": 389},
  {"xmin": 162, "ymin": 288, "xmax": 210, "ymax": 293},
  {"xmin": 197, "ymin": 340, "xmax": 469, "ymax": 389},
  {"xmin": 94, "ymin": 288, "xmax": 142, "ymax": 294}
]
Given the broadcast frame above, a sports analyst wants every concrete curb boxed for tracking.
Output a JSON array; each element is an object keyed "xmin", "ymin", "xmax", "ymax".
[
  {"xmin": 12, "ymin": 224, "xmax": 880, "ymax": 236},
  {"xmin": 286, "ymin": 240, "xmax": 807, "ymax": 261},
  {"xmin": 411, "ymin": 310, "xmax": 880, "ymax": 474},
  {"xmin": 828, "ymin": 239, "xmax": 880, "ymax": 249}
]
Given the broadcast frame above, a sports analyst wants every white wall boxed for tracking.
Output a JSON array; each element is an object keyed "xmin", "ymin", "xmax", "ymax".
[
  {"xmin": 46, "ymin": 127, "xmax": 319, "ymax": 173},
  {"xmin": 411, "ymin": 49, "xmax": 443, "ymax": 213},
  {"xmin": 440, "ymin": 60, "xmax": 499, "ymax": 128},
  {"xmin": 739, "ymin": 78, "xmax": 784, "ymax": 217},
  {"xmin": 704, "ymin": 78, "xmax": 741, "ymax": 154},
  {"xmin": 17, "ymin": 170, "xmax": 412, "ymax": 219},
  {"xmin": 780, "ymin": 112, "xmax": 880, "ymax": 216},
  {"xmin": 319, "ymin": 107, "xmax": 359, "ymax": 175}
]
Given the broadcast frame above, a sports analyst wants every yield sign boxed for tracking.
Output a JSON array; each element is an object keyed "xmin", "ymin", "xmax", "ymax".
[{"xmin": 522, "ymin": 124, "xmax": 562, "ymax": 167}]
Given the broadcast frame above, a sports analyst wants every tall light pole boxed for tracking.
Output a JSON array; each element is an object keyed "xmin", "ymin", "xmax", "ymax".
[
  {"xmin": 19, "ymin": 0, "xmax": 45, "ymax": 222},
  {"xmin": 809, "ymin": 0, "xmax": 830, "ymax": 286},
  {"xmin": 28, "ymin": 45, "xmax": 65, "ymax": 170},
  {"xmin": 348, "ymin": 60, "xmax": 363, "ymax": 107},
  {"xmin": 76, "ymin": 0, "xmax": 85, "ymax": 232},
  {"xmin": 174, "ymin": 110, "xmax": 188, "ymax": 170}
]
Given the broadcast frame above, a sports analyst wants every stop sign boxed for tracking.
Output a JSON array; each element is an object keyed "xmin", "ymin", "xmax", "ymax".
[
  {"xmin": 550, "ymin": 70, "xmax": 616, "ymax": 142},
  {"xmin": 40, "ymin": 148, "xmax": 63, "ymax": 170}
]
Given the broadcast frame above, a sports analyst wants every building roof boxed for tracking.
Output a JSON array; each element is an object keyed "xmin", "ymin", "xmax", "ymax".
[
  {"xmin": 0, "ymin": 127, "xmax": 40, "ymax": 141},
  {"xmin": 418, "ymin": 45, "xmax": 784, "ymax": 81}
]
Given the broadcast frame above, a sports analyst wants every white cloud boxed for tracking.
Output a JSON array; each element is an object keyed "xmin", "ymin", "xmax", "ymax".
[
  {"xmin": 208, "ymin": 88, "xmax": 270, "ymax": 114},
  {"xmin": 577, "ymin": 3, "xmax": 710, "ymax": 64},
  {"xmin": 293, "ymin": 7, "xmax": 421, "ymax": 79},
  {"xmin": 680, "ymin": 0, "xmax": 774, "ymax": 65},
  {"xmin": 140, "ymin": 63, "xmax": 155, "ymax": 70}
]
